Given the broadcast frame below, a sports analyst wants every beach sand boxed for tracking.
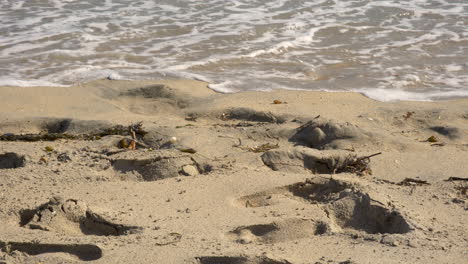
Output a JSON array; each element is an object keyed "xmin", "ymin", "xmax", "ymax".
[{"xmin": 0, "ymin": 79, "xmax": 467, "ymax": 264}]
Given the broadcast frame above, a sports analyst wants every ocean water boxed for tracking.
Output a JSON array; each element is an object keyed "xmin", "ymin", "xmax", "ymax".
[{"xmin": 1, "ymin": 0, "xmax": 468, "ymax": 101}]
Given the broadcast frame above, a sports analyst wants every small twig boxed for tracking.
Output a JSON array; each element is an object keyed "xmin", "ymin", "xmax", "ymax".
[
  {"xmin": 356, "ymin": 152, "xmax": 382, "ymax": 162},
  {"xmin": 233, "ymin": 138, "xmax": 243, "ymax": 147},
  {"xmin": 155, "ymin": 233, "xmax": 182, "ymax": 246},
  {"xmin": 398, "ymin": 178, "xmax": 430, "ymax": 186}
]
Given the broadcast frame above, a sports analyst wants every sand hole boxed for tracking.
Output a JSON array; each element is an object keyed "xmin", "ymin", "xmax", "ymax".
[
  {"xmin": 0, "ymin": 153, "xmax": 25, "ymax": 169},
  {"xmin": 20, "ymin": 197, "xmax": 141, "ymax": 236},
  {"xmin": 0, "ymin": 241, "xmax": 102, "ymax": 261},
  {"xmin": 196, "ymin": 256, "xmax": 291, "ymax": 264}
]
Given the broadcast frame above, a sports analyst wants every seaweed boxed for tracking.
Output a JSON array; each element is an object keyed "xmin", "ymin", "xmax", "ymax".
[
  {"xmin": 0, "ymin": 122, "xmax": 147, "ymax": 142},
  {"xmin": 334, "ymin": 152, "xmax": 382, "ymax": 176}
]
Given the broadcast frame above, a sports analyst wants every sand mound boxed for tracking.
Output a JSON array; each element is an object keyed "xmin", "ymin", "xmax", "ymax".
[
  {"xmin": 290, "ymin": 118, "xmax": 374, "ymax": 149},
  {"xmin": 261, "ymin": 147, "xmax": 371, "ymax": 175},
  {"xmin": 0, "ymin": 153, "xmax": 26, "ymax": 169},
  {"xmin": 20, "ymin": 197, "xmax": 141, "ymax": 236},
  {"xmin": 222, "ymin": 108, "xmax": 289, "ymax": 124},
  {"xmin": 111, "ymin": 150, "xmax": 210, "ymax": 181}
]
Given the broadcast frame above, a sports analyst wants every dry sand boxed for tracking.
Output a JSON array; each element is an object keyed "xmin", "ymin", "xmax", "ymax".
[{"xmin": 0, "ymin": 79, "xmax": 467, "ymax": 264}]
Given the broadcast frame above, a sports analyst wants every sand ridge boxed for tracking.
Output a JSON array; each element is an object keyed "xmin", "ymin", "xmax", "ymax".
[{"xmin": 0, "ymin": 79, "xmax": 467, "ymax": 264}]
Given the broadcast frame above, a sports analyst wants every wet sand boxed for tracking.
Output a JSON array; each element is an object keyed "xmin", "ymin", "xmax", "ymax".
[{"xmin": 0, "ymin": 79, "xmax": 467, "ymax": 264}]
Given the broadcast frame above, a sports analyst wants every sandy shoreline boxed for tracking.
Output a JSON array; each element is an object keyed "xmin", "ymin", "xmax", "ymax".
[{"xmin": 0, "ymin": 79, "xmax": 467, "ymax": 264}]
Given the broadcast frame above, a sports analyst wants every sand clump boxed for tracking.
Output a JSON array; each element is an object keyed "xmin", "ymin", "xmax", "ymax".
[
  {"xmin": 110, "ymin": 149, "xmax": 211, "ymax": 181},
  {"xmin": 290, "ymin": 118, "xmax": 375, "ymax": 149}
]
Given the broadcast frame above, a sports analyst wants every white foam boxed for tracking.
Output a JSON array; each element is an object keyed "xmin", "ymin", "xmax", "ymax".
[
  {"xmin": 445, "ymin": 64, "xmax": 463, "ymax": 72},
  {"xmin": 0, "ymin": 0, "xmax": 467, "ymax": 101},
  {"xmin": 208, "ymin": 81, "xmax": 240, "ymax": 93},
  {"xmin": 355, "ymin": 88, "xmax": 468, "ymax": 102},
  {"xmin": 0, "ymin": 78, "xmax": 67, "ymax": 87}
]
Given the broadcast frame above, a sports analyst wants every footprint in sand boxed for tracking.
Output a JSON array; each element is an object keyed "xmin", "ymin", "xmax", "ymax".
[
  {"xmin": 237, "ymin": 178, "xmax": 413, "ymax": 236},
  {"xmin": 0, "ymin": 241, "xmax": 102, "ymax": 261},
  {"xmin": 19, "ymin": 196, "xmax": 142, "ymax": 236}
]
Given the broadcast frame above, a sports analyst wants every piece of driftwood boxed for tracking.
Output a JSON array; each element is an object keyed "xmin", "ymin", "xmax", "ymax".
[
  {"xmin": 445, "ymin": 177, "xmax": 468, "ymax": 182},
  {"xmin": 403, "ymin": 111, "xmax": 414, "ymax": 120},
  {"xmin": 178, "ymin": 148, "xmax": 197, "ymax": 154},
  {"xmin": 398, "ymin": 178, "xmax": 430, "ymax": 186}
]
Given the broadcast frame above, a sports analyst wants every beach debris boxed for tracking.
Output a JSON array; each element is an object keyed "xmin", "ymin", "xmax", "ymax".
[
  {"xmin": 178, "ymin": 148, "xmax": 197, "ymax": 154},
  {"xmin": 445, "ymin": 177, "xmax": 468, "ymax": 182},
  {"xmin": 455, "ymin": 186, "xmax": 467, "ymax": 196},
  {"xmin": 128, "ymin": 127, "xmax": 137, "ymax": 150},
  {"xmin": 181, "ymin": 165, "xmax": 199, "ymax": 176},
  {"xmin": 273, "ymin": 100, "xmax": 287, "ymax": 104},
  {"xmin": 336, "ymin": 152, "xmax": 382, "ymax": 176},
  {"xmin": 233, "ymin": 139, "xmax": 279, "ymax": 153},
  {"xmin": 44, "ymin": 146, "xmax": 54, "ymax": 152},
  {"xmin": 397, "ymin": 178, "xmax": 430, "ymax": 186},
  {"xmin": 154, "ymin": 232, "xmax": 182, "ymax": 246},
  {"xmin": 262, "ymin": 147, "xmax": 380, "ymax": 176},
  {"xmin": 427, "ymin": 136, "xmax": 438, "ymax": 142},
  {"xmin": 0, "ymin": 122, "xmax": 148, "ymax": 142},
  {"xmin": 249, "ymin": 143, "xmax": 280, "ymax": 153},
  {"xmin": 57, "ymin": 153, "xmax": 71, "ymax": 162},
  {"xmin": 344, "ymin": 146, "xmax": 356, "ymax": 152},
  {"xmin": 128, "ymin": 140, "xmax": 136, "ymax": 150},
  {"xmin": 118, "ymin": 138, "xmax": 130, "ymax": 148},
  {"xmin": 403, "ymin": 112, "xmax": 414, "ymax": 120},
  {"xmin": 185, "ymin": 114, "xmax": 198, "ymax": 121},
  {"xmin": 176, "ymin": 124, "xmax": 195, "ymax": 128}
]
